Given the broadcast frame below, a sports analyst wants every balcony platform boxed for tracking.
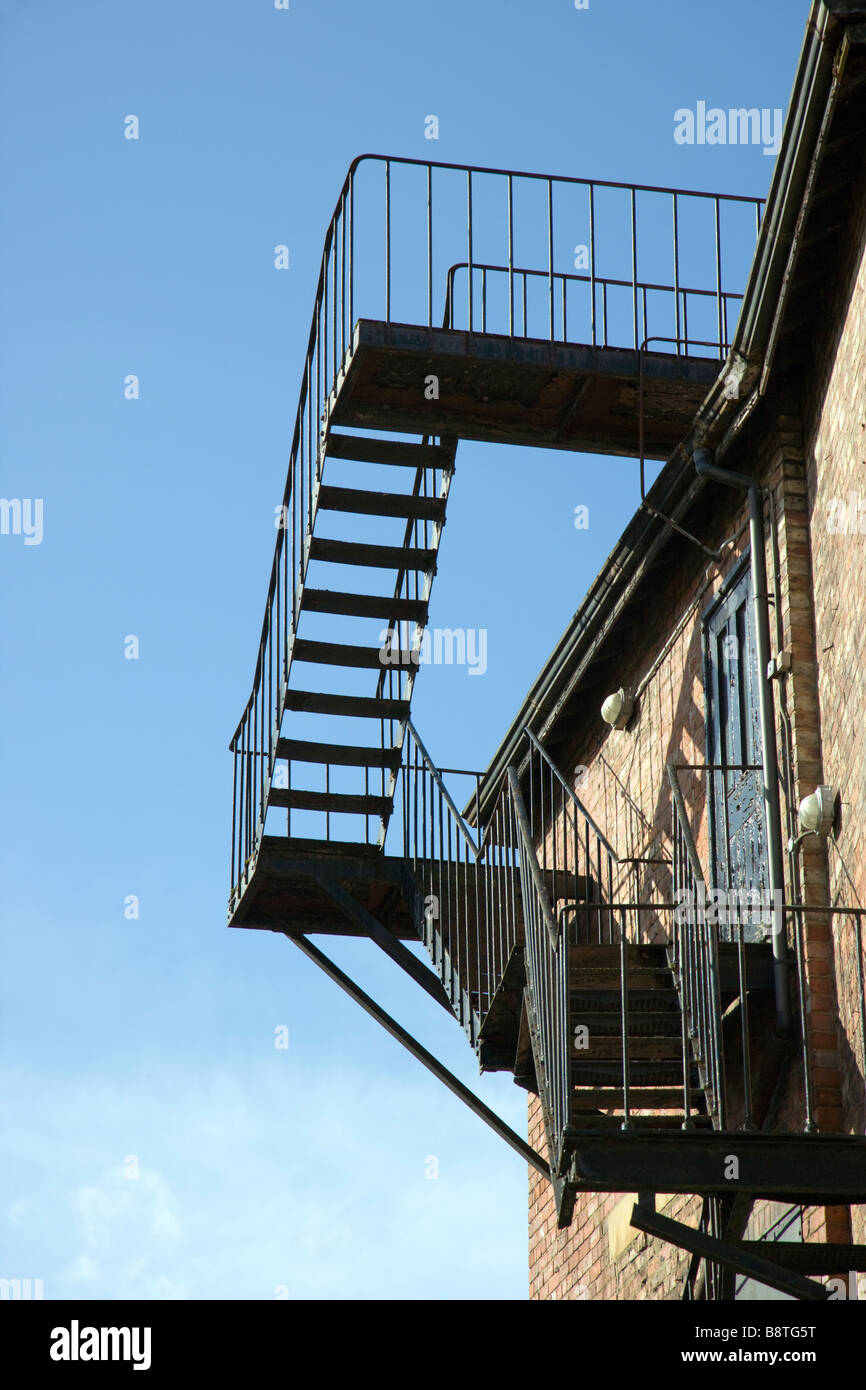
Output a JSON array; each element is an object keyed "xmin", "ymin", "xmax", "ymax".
[
  {"xmin": 561, "ymin": 1129, "xmax": 866, "ymax": 1205},
  {"xmin": 328, "ymin": 320, "xmax": 722, "ymax": 459},
  {"xmin": 229, "ymin": 836, "xmax": 419, "ymax": 939}
]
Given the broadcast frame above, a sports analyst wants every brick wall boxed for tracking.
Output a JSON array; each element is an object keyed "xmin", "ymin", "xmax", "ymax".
[{"xmin": 801, "ymin": 154, "xmax": 866, "ymax": 1251}]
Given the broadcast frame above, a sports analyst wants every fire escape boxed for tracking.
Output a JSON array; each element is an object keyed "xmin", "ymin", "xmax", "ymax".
[{"xmin": 228, "ymin": 155, "xmax": 866, "ymax": 1300}]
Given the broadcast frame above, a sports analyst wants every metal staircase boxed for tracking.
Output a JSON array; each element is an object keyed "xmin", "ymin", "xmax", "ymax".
[
  {"xmin": 227, "ymin": 154, "xmax": 866, "ymax": 1300},
  {"xmin": 268, "ymin": 428, "xmax": 456, "ymax": 849}
]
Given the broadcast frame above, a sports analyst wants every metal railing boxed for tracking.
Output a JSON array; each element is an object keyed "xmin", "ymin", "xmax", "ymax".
[
  {"xmin": 396, "ymin": 719, "xmax": 627, "ymax": 1166},
  {"xmin": 228, "ymin": 155, "xmax": 764, "ymax": 906},
  {"xmin": 668, "ymin": 762, "xmax": 727, "ymax": 1128},
  {"xmin": 443, "ymin": 262, "xmax": 746, "ymax": 357},
  {"xmin": 399, "ymin": 719, "xmax": 513, "ymax": 1037},
  {"xmin": 397, "ymin": 726, "xmax": 866, "ymax": 1196}
]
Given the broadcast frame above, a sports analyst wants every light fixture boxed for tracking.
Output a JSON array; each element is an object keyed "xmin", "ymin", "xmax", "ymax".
[
  {"xmin": 797, "ymin": 785, "xmax": 835, "ymax": 838},
  {"xmin": 601, "ymin": 686, "xmax": 634, "ymax": 730}
]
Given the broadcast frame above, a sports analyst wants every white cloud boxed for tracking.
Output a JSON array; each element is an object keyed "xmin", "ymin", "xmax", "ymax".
[{"xmin": 1, "ymin": 1060, "xmax": 528, "ymax": 1300}]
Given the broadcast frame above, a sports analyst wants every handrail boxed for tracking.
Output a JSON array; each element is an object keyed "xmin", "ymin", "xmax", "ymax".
[
  {"xmin": 667, "ymin": 762, "xmax": 707, "ymax": 886},
  {"xmin": 443, "ymin": 261, "xmax": 746, "ymax": 358},
  {"xmin": 507, "ymin": 768, "xmax": 560, "ymax": 950},
  {"xmin": 405, "ymin": 718, "xmax": 480, "ymax": 858},
  {"xmin": 346, "ymin": 151, "xmax": 766, "ymax": 205},
  {"xmin": 525, "ymin": 729, "xmax": 619, "ymax": 863},
  {"xmin": 667, "ymin": 761, "xmax": 727, "ymax": 1129}
]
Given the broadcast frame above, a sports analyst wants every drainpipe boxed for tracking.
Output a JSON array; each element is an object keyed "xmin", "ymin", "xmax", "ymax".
[{"xmin": 693, "ymin": 448, "xmax": 792, "ymax": 1037}]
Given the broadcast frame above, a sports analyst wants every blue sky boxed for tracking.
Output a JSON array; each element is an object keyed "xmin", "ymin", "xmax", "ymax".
[{"xmin": 1, "ymin": 0, "xmax": 808, "ymax": 1300}]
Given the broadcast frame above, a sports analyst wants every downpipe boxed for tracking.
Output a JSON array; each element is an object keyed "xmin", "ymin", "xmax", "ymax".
[{"xmin": 693, "ymin": 448, "xmax": 792, "ymax": 1037}]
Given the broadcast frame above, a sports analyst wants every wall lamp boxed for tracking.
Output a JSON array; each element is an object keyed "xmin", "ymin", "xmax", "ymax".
[
  {"xmin": 601, "ymin": 687, "xmax": 634, "ymax": 730},
  {"xmin": 788, "ymin": 784, "xmax": 836, "ymax": 852}
]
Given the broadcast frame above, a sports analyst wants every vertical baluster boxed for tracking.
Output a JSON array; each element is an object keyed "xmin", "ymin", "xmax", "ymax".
[
  {"xmin": 856, "ymin": 912, "xmax": 866, "ymax": 1104},
  {"xmin": 794, "ymin": 903, "xmax": 816, "ymax": 1132},
  {"xmin": 589, "ymin": 182, "xmax": 596, "ymax": 347},
  {"xmin": 714, "ymin": 196, "xmax": 723, "ymax": 359},
  {"xmin": 385, "ymin": 159, "xmax": 391, "ymax": 322},
  {"xmin": 348, "ymin": 173, "xmax": 354, "ymax": 334},
  {"xmin": 427, "ymin": 164, "xmax": 433, "ymax": 328},
  {"xmin": 507, "ymin": 174, "xmax": 514, "ymax": 338},
  {"xmin": 230, "ymin": 741, "xmax": 238, "ymax": 894},
  {"xmin": 332, "ymin": 219, "xmax": 338, "ymax": 384},
  {"xmin": 548, "ymin": 178, "xmax": 554, "ymax": 342},
  {"xmin": 630, "ymin": 186, "xmax": 638, "ymax": 351},
  {"xmin": 672, "ymin": 192, "xmax": 681, "ymax": 354},
  {"xmin": 467, "ymin": 169, "xmax": 473, "ymax": 333}
]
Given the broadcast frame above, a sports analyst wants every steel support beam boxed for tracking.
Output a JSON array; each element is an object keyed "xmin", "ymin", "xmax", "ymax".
[
  {"xmin": 631, "ymin": 1201, "xmax": 829, "ymax": 1302},
  {"xmin": 312, "ymin": 872, "xmax": 453, "ymax": 1014},
  {"xmin": 287, "ymin": 933, "xmax": 549, "ymax": 1177},
  {"xmin": 565, "ymin": 1129, "xmax": 866, "ymax": 1203}
]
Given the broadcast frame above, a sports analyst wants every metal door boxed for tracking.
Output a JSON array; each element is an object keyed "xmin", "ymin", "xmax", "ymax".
[{"xmin": 703, "ymin": 561, "xmax": 769, "ymax": 943}]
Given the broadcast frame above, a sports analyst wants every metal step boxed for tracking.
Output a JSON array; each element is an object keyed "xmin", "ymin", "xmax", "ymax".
[
  {"xmin": 269, "ymin": 788, "xmax": 391, "ymax": 817},
  {"xmin": 285, "ymin": 690, "xmax": 409, "ymax": 719},
  {"xmin": 570, "ymin": 945, "xmax": 670, "ymax": 968},
  {"xmin": 572, "ymin": 1059, "xmax": 698, "ymax": 1085},
  {"xmin": 317, "ymin": 484, "xmax": 446, "ymax": 522},
  {"xmin": 293, "ymin": 638, "xmax": 385, "ymax": 669},
  {"xmin": 301, "ymin": 587, "xmax": 428, "ymax": 622},
  {"xmin": 571, "ymin": 1010, "xmax": 682, "ymax": 1037},
  {"xmin": 570, "ymin": 988, "xmax": 680, "ymax": 1014},
  {"xmin": 309, "ymin": 537, "xmax": 436, "ymax": 571},
  {"xmin": 569, "ymin": 967, "xmax": 675, "ymax": 990},
  {"xmin": 277, "ymin": 738, "xmax": 400, "ymax": 770},
  {"xmin": 575, "ymin": 1038, "xmax": 685, "ymax": 1061},
  {"xmin": 568, "ymin": 1113, "xmax": 713, "ymax": 1131},
  {"xmin": 571, "ymin": 1086, "xmax": 697, "ymax": 1109},
  {"xmin": 267, "ymin": 834, "xmax": 382, "ymax": 859},
  {"xmin": 324, "ymin": 432, "xmax": 455, "ymax": 469}
]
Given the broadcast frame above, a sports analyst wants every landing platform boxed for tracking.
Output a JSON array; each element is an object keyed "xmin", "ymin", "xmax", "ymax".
[
  {"xmin": 229, "ymin": 836, "xmax": 418, "ymax": 938},
  {"xmin": 329, "ymin": 320, "xmax": 722, "ymax": 459},
  {"xmin": 562, "ymin": 1129, "xmax": 866, "ymax": 1205}
]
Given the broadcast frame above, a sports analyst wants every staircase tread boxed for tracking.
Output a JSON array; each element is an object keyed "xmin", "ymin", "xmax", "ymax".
[
  {"xmin": 571, "ymin": 1087, "xmax": 701, "ymax": 1109},
  {"xmin": 317, "ymin": 484, "xmax": 446, "ymax": 521},
  {"xmin": 572, "ymin": 1064, "xmax": 697, "ymax": 1082},
  {"xmin": 259, "ymin": 834, "xmax": 382, "ymax": 859},
  {"xmin": 301, "ymin": 588, "xmax": 429, "ymax": 621},
  {"xmin": 293, "ymin": 638, "xmax": 385, "ymax": 669},
  {"xmin": 276, "ymin": 737, "xmax": 400, "ymax": 769},
  {"xmin": 309, "ymin": 536, "xmax": 436, "ymax": 570},
  {"xmin": 285, "ymin": 689, "xmax": 410, "ymax": 718},
  {"xmin": 567, "ymin": 1115, "xmax": 714, "ymax": 1130},
  {"xmin": 574, "ymin": 1039, "xmax": 685, "ymax": 1059},
  {"xmin": 324, "ymin": 432, "xmax": 455, "ymax": 468},
  {"xmin": 269, "ymin": 788, "xmax": 391, "ymax": 815}
]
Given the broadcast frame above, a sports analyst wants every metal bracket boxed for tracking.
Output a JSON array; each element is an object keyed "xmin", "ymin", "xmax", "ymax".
[
  {"xmin": 631, "ymin": 1199, "xmax": 830, "ymax": 1301},
  {"xmin": 312, "ymin": 871, "xmax": 454, "ymax": 1015},
  {"xmin": 286, "ymin": 932, "xmax": 549, "ymax": 1178}
]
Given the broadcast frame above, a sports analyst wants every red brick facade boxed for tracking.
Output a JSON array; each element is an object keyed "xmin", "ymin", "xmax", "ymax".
[{"xmin": 528, "ymin": 35, "xmax": 866, "ymax": 1300}]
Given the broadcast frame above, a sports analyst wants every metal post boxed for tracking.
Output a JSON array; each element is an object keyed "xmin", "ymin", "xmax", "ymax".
[{"xmin": 748, "ymin": 486, "xmax": 792, "ymax": 1036}]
